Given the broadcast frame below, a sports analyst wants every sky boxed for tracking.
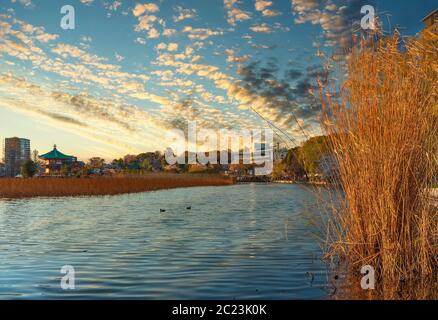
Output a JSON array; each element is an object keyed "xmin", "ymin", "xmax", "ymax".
[{"xmin": 0, "ymin": 0, "xmax": 436, "ymax": 161}]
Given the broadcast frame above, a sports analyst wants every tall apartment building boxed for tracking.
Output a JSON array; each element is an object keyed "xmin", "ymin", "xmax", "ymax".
[{"xmin": 3, "ymin": 137, "xmax": 31, "ymax": 177}]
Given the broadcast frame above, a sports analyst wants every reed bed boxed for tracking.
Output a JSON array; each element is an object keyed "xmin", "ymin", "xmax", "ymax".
[
  {"xmin": 0, "ymin": 174, "xmax": 234, "ymax": 199},
  {"xmin": 319, "ymin": 31, "xmax": 438, "ymax": 299}
]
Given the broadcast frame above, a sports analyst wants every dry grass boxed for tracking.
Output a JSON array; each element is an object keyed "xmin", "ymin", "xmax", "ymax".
[
  {"xmin": 0, "ymin": 173, "xmax": 234, "ymax": 198},
  {"xmin": 319, "ymin": 30, "xmax": 438, "ymax": 299}
]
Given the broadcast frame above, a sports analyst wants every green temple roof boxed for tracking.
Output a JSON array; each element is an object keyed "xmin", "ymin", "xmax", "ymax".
[{"xmin": 39, "ymin": 145, "xmax": 75, "ymax": 160}]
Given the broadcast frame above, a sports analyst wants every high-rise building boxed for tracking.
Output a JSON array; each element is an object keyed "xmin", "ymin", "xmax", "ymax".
[{"xmin": 3, "ymin": 137, "xmax": 31, "ymax": 177}]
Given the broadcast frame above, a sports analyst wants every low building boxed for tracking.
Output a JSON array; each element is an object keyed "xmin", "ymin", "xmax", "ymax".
[
  {"xmin": 39, "ymin": 145, "xmax": 77, "ymax": 175},
  {"xmin": 423, "ymin": 8, "xmax": 438, "ymax": 32}
]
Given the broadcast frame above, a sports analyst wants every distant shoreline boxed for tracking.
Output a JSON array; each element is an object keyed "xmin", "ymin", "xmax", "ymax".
[
  {"xmin": 0, "ymin": 174, "xmax": 235, "ymax": 199},
  {"xmin": 273, "ymin": 180, "xmax": 329, "ymax": 186}
]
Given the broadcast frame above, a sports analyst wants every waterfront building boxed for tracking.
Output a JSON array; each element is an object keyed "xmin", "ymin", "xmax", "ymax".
[
  {"xmin": 39, "ymin": 145, "xmax": 77, "ymax": 175},
  {"xmin": 423, "ymin": 8, "xmax": 438, "ymax": 32},
  {"xmin": 3, "ymin": 137, "xmax": 31, "ymax": 177}
]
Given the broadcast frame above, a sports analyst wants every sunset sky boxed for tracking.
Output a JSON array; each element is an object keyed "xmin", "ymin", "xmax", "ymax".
[{"xmin": 0, "ymin": 0, "xmax": 436, "ymax": 160}]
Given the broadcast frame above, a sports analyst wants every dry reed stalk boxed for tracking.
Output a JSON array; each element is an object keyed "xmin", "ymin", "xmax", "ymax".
[{"xmin": 318, "ymin": 31, "xmax": 438, "ymax": 299}]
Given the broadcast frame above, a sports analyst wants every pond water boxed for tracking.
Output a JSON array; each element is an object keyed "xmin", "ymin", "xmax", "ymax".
[{"xmin": 0, "ymin": 183, "xmax": 329, "ymax": 299}]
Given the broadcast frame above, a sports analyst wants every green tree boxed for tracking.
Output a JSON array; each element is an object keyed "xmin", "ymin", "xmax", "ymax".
[
  {"xmin": 78, "ymin": 165, "xmax": 92, "ymax": 177},
  {"xmin": 61, "ymin": 164, "xmax": 71, "ymax": 176},
  {"xmin": 272, "ymin": 161, "xmax": 287, "ymax": 179},
  {"xmin": 298, "ymin": 136, "xmax": 330, "ymax": 176},
  {"xmin": 32, "ymin": 149, "xmax": 39, "ymax": 163},
  {"xmin": 21, "ymin": 160, "xmax": 37, "ymax": 178},
  {"xmin": 88, "ymin": 157, "xmax": 105, "ymax": 169},
  {"xmin": 141, "ymin": 159, "xmax": 152, "ymax": 171},
  {"xmin": 112, "ymin": 158, "xmax": 125, "ymax": 169}
]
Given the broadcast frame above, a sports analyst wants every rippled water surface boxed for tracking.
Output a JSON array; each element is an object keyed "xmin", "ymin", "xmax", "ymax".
[{"xmin": 0, "ymin": 183, "xmax": 328, "ymax": 299}]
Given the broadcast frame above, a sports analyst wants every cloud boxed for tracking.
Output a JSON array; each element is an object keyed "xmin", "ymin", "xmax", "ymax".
[
  {"xmin": 250, "ymin": 23, "xmax": 273, "ymax": 33},
  {"xmin": 0, "ymin": 14, "xmax": 262, "ymax": 155},
  {"xmin": 115, "ymin": 52, "xmax": 125, "ymax": 62},
  {"xmin": 182, "ymin": 26, "xmax": 224, "ymax": 40},
  {"xmin": 151, "ymin": 69, "xmax": 174, "ymax": 81},
  {"xmin": 34, "ymin": 32, "xmax": 59, "ymax": 42},
  {"xmin": 224, "ymin": 0, "xmax": 252, "ymax": 26},
  {"xmin": 11, "ymin": 0, "xmax": 33, "ymax": 7},
  {"xmin": 147, "ymin": 28, "xmax": 160, "ymax": 39},
  {"xmin": 255, "ymin": 0, "xmax": 281, "ymax": 17},
  {"xmin": 104, "ymin": 1, "xmax": 122, "ymax": 11},
  {"xmin": 325, "ymin": 3, "xmax": 337, "ymax": 11},
  {"xmin": 0, "ymin": 74, "xmax": 133, "ymax": 133},
  {"xmin": 51, "ymin": 92, "xmax": 136, "ymax": 132},
  {"xmin": 132, "ymin": 3, "xmax": 159, "ymax": 17},
  {"xmin": 37, "ymin": 110, "xmax": 89, "ymax": 127},
  {"xmin": 0, "ymin": 1, "xmax": 333, "ymax": 153},
  {"xmin": 225, "ymin": 49, "xmax": 250, "ymax": 64},
  {"xmin": 163, "ymin": 28, "xmax": 177, "ymax": 37},
  {"xmin": 173, "ymin": 6, "xmax": 197, "ymax": 22},
  {"xmin": 156, "ymin": 42, "xmax": 179, "ymax": 52},
  {"xmin": 285, "ymin": 69, "xmax": 303, "ymax": 80},
  {"xmin": 262, "ymin": 9, "xmax": 281, "ymax": 17},
  {"xmin": 255, "ymin": 0, "xmax": 271, "ymax": 11},
  {"xmin": 291, "ymin": 0, "xmax": 375, "ymax": 48},
  {"xmin": 134, "ymin": 14, "xmax": 158, "ymax": 31},
  {"xmin": 0, "ymin": 74, "xmax": 172, "ymax": 156},
  {"xmin": 167, "ymin": 43, "xmax": 178, "ymax": 51},
  {"xmin": 230, "ymin": 60, "xmax": 325, "ymax": 137},
  {"xmin": 135, "ymin": 37, "xmax": 146, "ymax": 45}
]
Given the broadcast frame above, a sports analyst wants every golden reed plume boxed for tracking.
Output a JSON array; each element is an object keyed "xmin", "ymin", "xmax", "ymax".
[{"xmin": 318, "ymin": 29, "xmax": 438, "ymax": 299}]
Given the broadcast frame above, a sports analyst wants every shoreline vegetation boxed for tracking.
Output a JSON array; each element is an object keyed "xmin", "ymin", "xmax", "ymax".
[
  {"xmin": 319, "ymin": 28, "xmax": 438, "ymax": 299},
  {"xmin": 0, "ymin": 174, "xmax": 235, "ymax": 199}
]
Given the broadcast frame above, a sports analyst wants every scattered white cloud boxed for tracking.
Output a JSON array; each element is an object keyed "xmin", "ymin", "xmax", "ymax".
[
  {"xmin": 224, "ymin": 0, "xmax": 252, "ymax": 26},
  {"xmin": 155, "ymin": 42, "xmax": 178, "ymax": 52},
  {"xmin": 173, "ymin": 6, "xmax": 197, "ymax": 22},
  {"xmin": 225, "ymin": 49, "xmax": 250, "ymax": 64},
  {"xmin": 135, "ymin": 37, "xmax": 146, "ymax": 45},
  {"xmin": 255, "ymin": 0, "xmax": 271, "ymax": 11},
  {"xmin": 250, "ymin": 23, "xmax": 272, "ymax": 33},
  {"xmin": 182, "ymin": 26, "xmax": 224, "ymax": 40},
  {"xmin": 163, "ymin": 28, "xmax": 177, "ymax": 37},
  {"xmin": 291, "ymin": 0, "xmax": 368, "ymax": 48},
  {"xmin": 115, "ymin": 52, "xmax": 125, "ymax": 62},
  {"xmin": 147, "ymin": 28, "xmax": 160, "ymax": 39},
  {"xmin": 11, "ymin": 0, "xmax": 33, "ymax": 7},
  {"xmin": 167, "ymin": 43, "xmax": 178, "ymax": 51},
  {"xmin": 34, "ymin": 33, "xmax": 59, "ymax": 42},
  {"xmin": 104, "ymin": 0, "xmax": 122, "ymax": 11},
  {"xmin": 132, "ymin": 3, "xmax": 159, "ymax": 17},
  {"xmin": 80, "ymin": 0, "xmax": 95, "ymax": 5},
  {"xmin": 134, "ymin": 14, "xmax": 158, "ymax": 31}
]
